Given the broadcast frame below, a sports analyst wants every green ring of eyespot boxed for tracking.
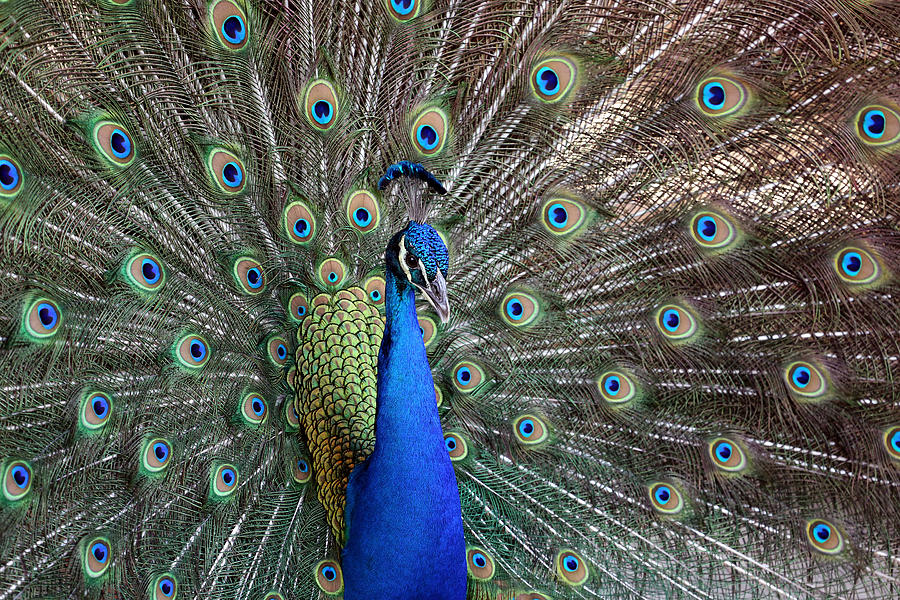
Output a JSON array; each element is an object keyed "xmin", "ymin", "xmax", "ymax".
[
  {"xmin": 22, "ymin": 297, "xmax": 63, "ymax": 341},
  {"xmin": 512, "ymin": 414, "xmax": 549, "ymax": 445},
  {"xmin": 2, "ymin": 459, "xmax": 33, "ymax": 502},
  {"xmin": 210, "ymin": 463, "xmax": 239, "ymax": 498},
  {"xmin": 284, "ymin": 400, "xmax": 300, "ymax": 431},
  {"xmin": 232, "ymin": 256, "xmax": 266, "ymax": 295},
  {"xmin": 833, "ymin": 246, "xmax": 881, "ymax": 285},
  {"xmin": 690, "ymin": 211, "xmax": 737, "ymax": 250},
  {"xmin": 150, "ymin": 572, "xmax": 178, "ymax": 600},
  {"xmin": 883, "ymin": 426, "xmax": 900, "ymax": 462},
  {"xmin": 452, "ymin": 361, "xmax": 486, "ymax": 393},
  {"xmin": 283, "ymin": 200, "xmax": 317, "ymax": 244},
  {"xmin": 707, "ymin": 437, "xmax": 747, "ymax": 473},
  {"xmin": 784, "ymin": 361, "xmax": 828, "ymax": 399},
  {"xmin": 444, "ymin": 432, "xmax": 469, "ymax": 461},
  {"xmin": 555, "ymin": 548, "xmax": 589, "ymax": 586},
  {"xmin": 597, "ymin": 370, "xmax": 637, "ymax": 405},
  {"xmin": 648, "ymin": 482, "xmax": 684, "ymax": 515},
  {"xmin": 141, "ymin": 438, "xmax": 173, "ymax": 474},
  {"xmin": 500, "ymin": 292, "xmax": 541, "ymax": 327},
  {"xmin": 82, "ymin": 536, "xmax": 112, "ymax": 579},
  {"xmin": 655, "ymin": 304, "xmax": 698, "ymax": 341},
  {"xmin": 805, "ymin": 519, "xmax": 844, "ymax": 555},
  {"xmin": 0, "ymin": 154, "xmax": 24, "ymax": 199},
  {"xmin": 123, "ymin": 252, "xmax": 166, "ymax": 293},
  {"xmin": 174, "ymin": 333, "xmax": 211, "ymax": 370},
  {"xmin": 92, "ymin": 120, "xmax": 136, "ymax": 167},
  {"xmin": 314, "ymin": 559, "xmax": 344, "ymax": 594},
  {"xmin": 79, "ymin": 391, "xmax": 113, "ymax": 432},
  {"xmin": 466, "ymin": 546, "xmax": 496, "ymax": 580},
  {"xmin": 205, "ymin": 148, "xmax": 246, "ymax": 194},
  {"xmin": 239, "ymin": 392, "xmax": 267, "ymax": 426}
]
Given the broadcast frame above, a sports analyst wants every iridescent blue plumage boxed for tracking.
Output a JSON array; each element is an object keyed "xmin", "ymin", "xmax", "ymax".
[{"xmin": 342, "ymin": 222, "xmax": 465, "ymax": 598}]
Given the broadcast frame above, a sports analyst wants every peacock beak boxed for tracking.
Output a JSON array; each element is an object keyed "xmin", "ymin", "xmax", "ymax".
[{"xmin": 417, "ymin": 270, "xmax": 450, "ymax": 324}]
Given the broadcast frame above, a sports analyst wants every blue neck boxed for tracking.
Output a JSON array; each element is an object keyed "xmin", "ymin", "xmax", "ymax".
[
  {"xmin": 341, "ymin": 267, "xmax": 467, "ymax": 598},
  {"xmin": 373, "ymin": 268, "xmax": 443, "ymax": 454}
]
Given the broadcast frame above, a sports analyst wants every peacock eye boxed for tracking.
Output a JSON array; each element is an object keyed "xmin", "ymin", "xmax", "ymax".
[
  {"xmin": 806, "ymin": 519, "xmax": 844, "ymax": 555},
  {"xmin": 405, "ymin": 252, "xmax": 419, "ymax": 269},
  {"xmin": 211, "ymin": 464, "xmax": 239, "ymax": 498},
  {"xmin": 153, "ymin": 574, "xmax": 178, "ymax": 600},
  {"xmin": 314, "ymin": 560, "xmax": 343, "ymax": 594}
]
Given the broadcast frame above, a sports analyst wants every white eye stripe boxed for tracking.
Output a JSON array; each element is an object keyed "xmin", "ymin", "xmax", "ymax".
[
  {"xmin": 420, "ymin": 260, "xmax": 430, "ymax": 287},
  {"xmin": 398, "ymin": 235, "xmax": 413, "ymax": 282},
  {"xmin": 398, "ymin": 234, "xmax": 428, "ymax": 285}
]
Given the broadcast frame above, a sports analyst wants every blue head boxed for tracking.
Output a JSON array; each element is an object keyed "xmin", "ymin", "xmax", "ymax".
[{"xmin": 386, "ymin": 221, "xmax": 450, "ymax": 322}]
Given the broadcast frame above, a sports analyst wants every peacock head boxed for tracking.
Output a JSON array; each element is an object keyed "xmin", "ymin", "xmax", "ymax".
[{"xmin": 387, "ymin": 221, "xmax": 450, "ymax": 323}]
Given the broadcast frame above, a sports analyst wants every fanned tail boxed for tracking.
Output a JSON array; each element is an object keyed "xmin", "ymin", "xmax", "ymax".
[{"xmin": 1, "ymin": 1, "xmax": 899, "ymax": 599}]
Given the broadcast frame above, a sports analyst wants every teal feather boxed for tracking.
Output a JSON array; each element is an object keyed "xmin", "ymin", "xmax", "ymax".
[{"xmin": 1, "ymin": 0, "xmax": 900, "ymax": 598}]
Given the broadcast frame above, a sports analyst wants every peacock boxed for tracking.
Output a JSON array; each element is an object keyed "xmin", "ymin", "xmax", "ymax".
[{"xmin": 1, "ymin": 0, "xmax": 899, "ymax": 597}]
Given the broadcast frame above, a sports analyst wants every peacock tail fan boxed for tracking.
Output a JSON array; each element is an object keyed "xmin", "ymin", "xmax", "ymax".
[{"xmin": 1, "ymin": 0, "xmax": 899, "ymax": 598}]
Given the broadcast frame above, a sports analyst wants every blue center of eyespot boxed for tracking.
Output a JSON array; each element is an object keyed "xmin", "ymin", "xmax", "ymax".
[
  {"xmin": 11, "ymin": 465, "xmax": 28, "ymax": 488},
  {"xmin": 297, "ymin": 459, "xmax": 309, "ymax": 473},
  {"xmin": 536, "ymin": 67, "xmax": 560, "ymax": 95},
  {"xmin": 91, "ymin": 542, "xmax": 107, "ymax": 563},
  {"xmin": 813, "ymin": 523, "xmax": 831, "ymax": 542},
  {"xmin": 472, "ymin": 552, "xmax": 487, "ymax": 568},
  {"xmin": 276, "ymin": 344, "xmax": 286, "ymax": 359},
  {"xmin": 548, "ymin": 203, "xmax": 568, "ymax": 228},
  {"xmin": 456, "ymin": 367, "xmax": 471, "ymax": 385},
  {"xmin": 246, "ymin": 267, "xmax": 262, "ymax": 288},
  {"xmin": 293, "ymin": 218, "xmax": 309, "ymax": 237},
  {"xmin": 697, "ymin": 216, "xmax": 717, "ymax": 241},
  {"xmin": 222, "ymin": 162, "xmax": 243, "ymax": 188},
  {"xmin": 110, "ymin": 129, "xmax": 131, "ymax": 158},
  {"xmin": 141, "ymin": 258, "xmax": 160, "ymax": 284},
  {"xmin": 391, "ymin": 0, "xmax": 414, "ymax": 16},
  {"xmin": 353, "ymin": 207, "xmax": 371, "ymax": 227},
  {"xmin": 445, "ymin": 437, "xmax": 457, "ymax": 451},
  {"xmin": 328, "ymin": 271, "xmax": 338, "ymax": 283},
  {"xmin": 863, "ymin": 110, "xmax": 885, "ymax": 138},
  {"xmin": 153, "ymin": 442, "xmax": 169, "ymax": 462},
  {"xmin": 370, "ymin": 289, "xmax": 381, "ymax": 301},
  {"xmin": 416, "ymin": 124, "xmax": 439, "ymax": 150},
  {"xmin": 792, "ymin": 366, "xmax": 811, "ymax": 388},
  {"xmin": 702, "ymin": 82, "xmax": 726, "ymax": 110},
  {"xmin": 716, "ymin": 442, "xmax": 732, "ymax": 461},
  {"xmin": 92, "ymin": 396, "xmax": 109, "ymax": 419},
  {"xmin": 159, "ymin": 579, "xmax": 174, "ymax": 596},
  {"xmin": 655, "ymin": 486, "xmax": 670, "ymax": 504},
  {"xmin": 221, "ymin": 468, "xmax": 235, "ymax": 486},
  {"xmin": 37, "ymin": 303, "xmax": 58, "ymax": 329},
  {"xmin": 604, "ymin": 375, "xmax": 621, "ymax": 395},
  {"xmin": 190, "ymin": 340, "xmax": 206, "ymax": 361},
  {"xmin": 518, "ymin": 419, "xmax": 535, "ymax": 437},
  {"xmin": 322, "ymin": 566, "xmax": 336, "ymax": 581},
  {"xmin": 0, "ymin": 160, "xmax": 19, "ymax": 190},
  {"xmin": 841, "ymin": 252, "xmax": 862, "ymax": 276},
  {"xmin": 312, "ymin": 100, "xmax": 333, "ymax": 125},
  {"xmin": 251, "ymin": 397, "xmax": 264, "ymax": 416},
  {"xmin": 663, "ymin": 309, "xmax": 680, "ymax": 332},
  {"xmin": 222, "ymin": 15, "xmax": 246, "ymax": 45},
  {"xmin": 506, "ymin": 299, "xmax": 524, "ymax": 320},
  {"xmin": 889, "ymin": 430, "xmax": 900, "ymax": 452},
  {"xmin": 564, "ymin": 556, "xmax": 578, "ymax": 572}
]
